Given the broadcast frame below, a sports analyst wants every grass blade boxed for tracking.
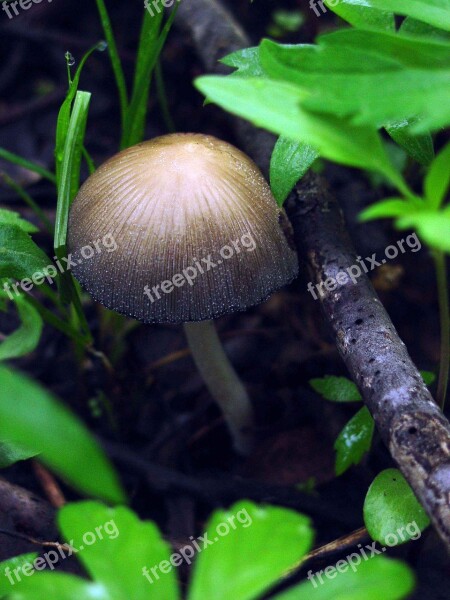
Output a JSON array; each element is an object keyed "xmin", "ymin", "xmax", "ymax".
[
  {"xmin": 1, "ymin": 173, "xmax": 54, "ymax": 235},
  {"xmin": 54, "ymin": 91, "xmax": 91, "ymax": 253},
  {"xmin": 94, "ymin": 0, "xmax": 128, "ymax": 132},
  {"xmin": 121, "ymin": 5, "xmax": 178, "ymax": 148},
  {"xmin": 0, "ymin": 148, "xmax": 56, "ymax": 184}
]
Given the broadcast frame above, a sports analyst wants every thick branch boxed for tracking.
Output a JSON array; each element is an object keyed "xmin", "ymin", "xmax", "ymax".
[
  {"xmin": 176, "ymin": 0, "xmax": 450, "ymax": 550},
  {"xmin": 285, "ymin": 176, "xmax": 450, "ymax": 549},
  {"xmin": 0, "ymin": 477, "xmax": 56, "ymax": 538}
]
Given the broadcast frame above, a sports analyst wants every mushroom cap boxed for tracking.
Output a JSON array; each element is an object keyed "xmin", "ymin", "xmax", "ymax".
[{"xmin": 67, "ymin": 133, "xmax": 298, "ymax": 323}]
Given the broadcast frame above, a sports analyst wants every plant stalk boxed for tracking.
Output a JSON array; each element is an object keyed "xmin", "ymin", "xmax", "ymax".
[{"xmin": 183, "ymin": 320, "xmax": 254, "ymax": 454}]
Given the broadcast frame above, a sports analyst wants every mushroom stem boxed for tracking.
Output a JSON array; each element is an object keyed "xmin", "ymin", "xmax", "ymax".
[{"xmin": 183, "ymin": 320, "xmax": 254, "ymax": 454}]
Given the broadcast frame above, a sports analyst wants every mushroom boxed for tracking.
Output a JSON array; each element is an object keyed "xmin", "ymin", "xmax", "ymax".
[{"xmin": 67, "ymin": 133, "xmax": 298, "ymax": 454}]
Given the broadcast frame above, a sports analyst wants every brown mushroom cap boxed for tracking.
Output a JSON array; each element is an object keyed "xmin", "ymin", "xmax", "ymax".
[{"xmin": 67, "ymin": 133, "xmax": 298, "ymax": 323}]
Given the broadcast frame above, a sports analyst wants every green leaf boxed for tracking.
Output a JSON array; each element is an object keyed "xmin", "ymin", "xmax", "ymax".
[
  {"xmin": 0, "ymin": 440, "xmax": 38, "ymax": 469},
  {"xmin": 260, "ymin": 33, "xmax": 450, "ymax": 134},
  {"xmin": 424, "ymin": 141, "xmax": 450, "ymax": 208},
  {"xmin": 8, "ymin": 573, "xmax": 110, "ymax": 600},
  {"xmin": 0, "ymin": 224, "xmax": 51, "ymax": 282},
  {"xmin": 420, "ymin": 370, "xmax": 436, "ymax": 386},
  {"xmin": 0, "ymin": 366, "xmax": 126, "ymax": 504},
  {"xmin": 220, "ymin": 47, "xmax": 264, "ymax": 77},
  {"xmin": 345, "ymin": 0, "xmax": 450, "ymax": 32},
  {"xmin": 310, "ymin": 376, "xmax": 362, "ymax": 402},
  {"xmin": 364, "ymin": 468, "xmax": 430, "ymax": 546},
  {"xmin": 195, "ymin": 76, "xmax": 408, "ymax": 194},
  {"xmin": 0, "ymin": 553, "xmax": 38, "ymax": 597},
  {"xmin": 0, "ymin": 296, "xmax": 43, "ymax": 361},
  {"xmin": 397, "ymin": 209, "xmax": 450, "ymax": 253},
  {"xmin": 323, "ymin": 0, "xmax": 395, "ymax": 31},
  {"xmin": 188, "ymin": 501, "xmax": 314, "ymax": 600},
  {"xmin": 270, "ymin": 137, "xmax": 318, "ymax": 205},
  {"xmin": 272, "ymin": 556, "xmax": 415, "ymax": 600},
  {"xmin": 6, "ymin": 503, "xmax": 180, "ymax": 599},
  {"xmin": 399, "ymin": 16, "xmax": 450, "ymax": 41},
  {"xmin": 334, "ymin": 406, "xmax": 375, "ymax": 475},
  {"xmin": 58, "ymin": 501, "xmax": 179, "ymax": 600},
  {"xmin": 359, "ymin": 198, "xmax": 419, "ymax": 221},
  {"xmin": 271, "ymin": 10, "xmax": 304, "ymax": 34},
  {"xmin": 0, "ymin": 209, "xmax": 38, "ymax": 233},
  {"xmin": 385, "ymin": 119, "xmax": 434, "ymax": 166}
]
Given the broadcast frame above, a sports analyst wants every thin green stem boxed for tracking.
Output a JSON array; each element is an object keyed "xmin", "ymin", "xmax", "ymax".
[
  {"xmin": 94, "ymin": 0, "xmax": 129, "ymax": 133},
  {"xmin": 25, "ymin": 294, "xmax": 90, "ymax": 347},
  {"xmin": 1, "ymin": 173, "xmax": 54, "ymax": 236},
  {"xmin": 155, "ymin": 60, "xmax": 176, "ymax": 133},
  {"xmin": 434, "ymin": 250, "xmax": 449, "ymax": 410},
  {"xmin": 0, "ymin": 148, "xmax": 56, "ymax": 184}
]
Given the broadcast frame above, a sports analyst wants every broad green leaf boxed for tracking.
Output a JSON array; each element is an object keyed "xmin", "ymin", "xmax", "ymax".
[
  {"xmin": 8, "ymin": 573, "xmax": 109, "ymax": 600},
  {"xmin": 385, "ymin": 119, "xmax": 434, "ymax": 166},
  {"xmin": 270, "ymin": 136, "xmax": 318, "ymax": 205},
  {"xmin": 220, "ymin": 47, "xmax": 263, "ymax": 77},
  {"xmin": 188, "ymin": 501, "xmax": 313, "ymax": 600},
  {"xmin": 0, "ymin": 224, "xmax": 50, "ymax": 282},
  {"xmin": 334, "ymin": 406, "xmax": 374, "ymax": 475},
  {"xmin": 397, "ymin": 209, "xmax": 450, "ymax": 253},
  {"xmin": 0, "ymin": 440, "xmax": 38, "ymax": 468},
  {"xmin": 272, "ymin": 556, "xmax": 415, "ymax": 600},
  {"xmin": 359, "ymin": 198, "xmax": 419, "ymax": 221},
  {"xmin": 400, "ymin": 16, "xmax": 450, "ymax": 41},
  {"xmin": 0, "ymin": 553, "xmax": 38, "ymax": 597},
  {"xmin": 0, "ymin": 366, "xmax": 126, "ymax": 504},
  {"xmin": 424, "ymin": 141, "xmax": 450, "ymax": 208},
  {"xmin": 310, "ymin": 376, "xmax": 362, "ymax": 402},
  {"xmin": 0, "ymin": 209, "xmax": 38, "ymax": 233},
  {"xmin": 323, "ymin": 0, "xmax": 395, "ymax": 31},
  {"xmin": 195, "ymin": 77, "xmax": 408, "ymax": 194},
  {"xmin": 344, "ymin": 0, "xmax": 450, "ymax": 32},
  {"xmin": 58, "ymin": 502, "xmax": 179, "ymax": 600},
  {"xmin": 0, "ymin": 296, "xmax": 43, "ymax": 361},
  {"xmin": 260, "ymin": 33, "xmax": 450, "ymax": 133},
  {"xmin": 364, "ymin": 468, "xmax": 430, "ymax": 545}
]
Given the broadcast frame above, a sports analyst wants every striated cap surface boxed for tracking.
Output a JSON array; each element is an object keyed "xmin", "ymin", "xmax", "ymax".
[{"xmin": 67, "ymin": 133, "xmax": 298, "ymax": 323}]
